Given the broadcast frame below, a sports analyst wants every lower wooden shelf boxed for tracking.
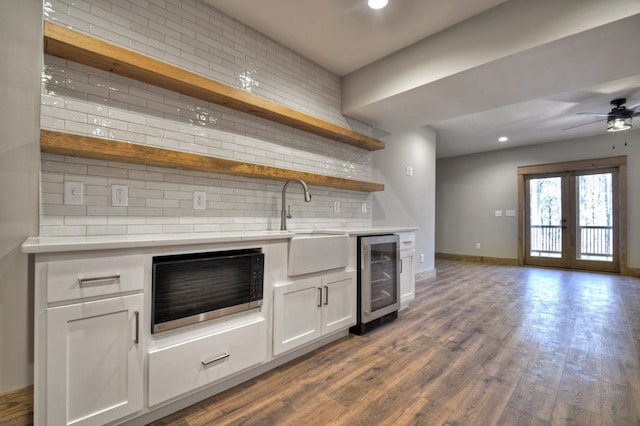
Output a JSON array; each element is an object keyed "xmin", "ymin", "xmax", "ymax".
[{"xmin": 40, "ymin": 130, "xmax": 384, "ymax": 192}]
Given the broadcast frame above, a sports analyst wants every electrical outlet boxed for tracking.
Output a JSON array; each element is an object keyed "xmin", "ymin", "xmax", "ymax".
[
  {"xmin": 361, "ymin": 202, "xmax": 368, "ymax": 214},
  {"xmin": 112, "ymin": 184, "xmax": 128, "ymax": 207},
  {"xmin": 333, "ymin": 201, "xmax": 341, "ymax": 213},
  {"xmin": 405, "ymin": 166, "xmax": 414, "ymax": 176},
  {"xmin": 475, "ymin": 243, "xmax": 481, "ymax": 250},
  {"xmin": 64, "ymin": 181, "xmax": 84, "ymax": 205},
  {"xmin": 194, "ymin": 191, "xmax": 206, "ymax": 210},
  {"xmin": 420, "ymin": 253, "xmax": 424, "ymax": 263}
]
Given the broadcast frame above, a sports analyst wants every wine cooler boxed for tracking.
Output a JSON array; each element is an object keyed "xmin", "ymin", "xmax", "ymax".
[{"xmin": 350, "ymin": 234, "xmax": 400, "ymax": 335}]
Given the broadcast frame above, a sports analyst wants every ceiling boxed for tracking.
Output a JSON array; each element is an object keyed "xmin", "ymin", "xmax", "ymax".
[{"xmin": 204, "ymin": 0, "xmax": 640, "ymax": 158}]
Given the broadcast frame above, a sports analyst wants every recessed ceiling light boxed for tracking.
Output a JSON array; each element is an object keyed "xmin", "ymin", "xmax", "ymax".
[
  {"xmin": 368, "ymin": 0, "xmax": 388, "ymax": 9},
  {"xmin": 498, "ymin": 136, "xmax": 509, "ymax": 142}
]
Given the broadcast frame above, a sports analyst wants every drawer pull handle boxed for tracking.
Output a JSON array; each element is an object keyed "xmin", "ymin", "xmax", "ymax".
[
  {"xmin": 202, "ymin": 352, "xmax": 230, "ymax": 366},
  {"xmin": 78, "ymin": 274, "xmax": 121, "ymax": 285},
  {"xmin": 133, "ymin": 311, "xmax": 140, "ymax": 344}
]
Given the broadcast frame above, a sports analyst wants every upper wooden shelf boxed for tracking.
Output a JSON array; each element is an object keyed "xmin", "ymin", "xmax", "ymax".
[
  {"xmin": 43, "ymin": 21, "xmax": 385, "ymax": 152},
  {"xmin": 40, "ymin": 130, "xmax": 384, "ymax": 192}
]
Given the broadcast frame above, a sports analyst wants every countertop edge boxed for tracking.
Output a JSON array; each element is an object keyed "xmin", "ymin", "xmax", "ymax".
[
  {"xmin": 22, "ymin": 227, "xmax": 419, "ymax": 254},
  {"xmin": 21, "ymin": 231, "xmax": 295, "ymax": 254}
]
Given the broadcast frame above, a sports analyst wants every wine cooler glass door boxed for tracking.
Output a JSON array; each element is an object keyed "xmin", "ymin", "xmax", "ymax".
[{"xmin": 361, "ymin": 235, "xmax": 400, "ymax": 322}]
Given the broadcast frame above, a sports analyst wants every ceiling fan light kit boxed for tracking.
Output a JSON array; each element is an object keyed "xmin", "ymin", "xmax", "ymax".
[{"xmin": 607, "ymin": 116, "xmax": 632, "ymax": 132}]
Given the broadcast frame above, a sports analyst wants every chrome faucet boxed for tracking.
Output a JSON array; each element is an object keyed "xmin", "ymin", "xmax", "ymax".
[{"xmin": 280, "ymin": 179, "xmax": 312, "ymax": 230}]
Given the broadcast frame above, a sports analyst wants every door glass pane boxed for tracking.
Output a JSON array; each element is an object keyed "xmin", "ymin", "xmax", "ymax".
[
  {"xmin": 529, "ymin": 177, "xmax": 562, "ymax": 258},
  {"xmin": 577, "ymin": 173, "xmax": 613, "ymax": 261}
]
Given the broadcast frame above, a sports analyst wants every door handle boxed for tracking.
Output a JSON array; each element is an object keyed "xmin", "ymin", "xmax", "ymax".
[
  {"xmin": 324, "ymin": 286, "xmax": 329, "ymax": 305},
  {"xmin": 317, "ymin": 287, "xmax": 323, "ymax": 307}
]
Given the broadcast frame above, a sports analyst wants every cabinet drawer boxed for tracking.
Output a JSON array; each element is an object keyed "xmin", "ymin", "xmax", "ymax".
[
  {"xmin": 397, "ymin": 232, "xmax": 415, "ymax": 251},
  {"xmin": 148, "ymin": 319, "xmax": 266, "ymax": 406},
  {"xmin": 45, "ymin": 255, "xmax": 145, "ymax": 303}
]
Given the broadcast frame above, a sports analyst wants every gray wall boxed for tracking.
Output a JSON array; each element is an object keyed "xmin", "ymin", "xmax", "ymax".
[
  {"xmin": 373, "ymin": 126, "xmax": 436, "ymax": 274},
  {"xmin": 436, "ymin": 129, "xmax": 640, "ymax": 268},
  {"xmin": 0, "ymin": 1, "xmax": 42, "ymax": 392}
]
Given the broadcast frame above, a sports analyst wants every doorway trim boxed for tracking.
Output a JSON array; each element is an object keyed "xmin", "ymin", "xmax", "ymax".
[{"xmin": 517, "ymin": 156, "xmax": 627, "ymax": 273}]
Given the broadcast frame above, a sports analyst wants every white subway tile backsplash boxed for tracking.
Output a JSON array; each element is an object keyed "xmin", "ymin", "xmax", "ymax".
[
  {"xmin": 40, "ymin": 0, "xmax": 374, "ymax": 237},
  {"xmin": 127, "ymin": 224, "xmax": 163, "ymax": 234},
  {"xmin": 146, "ymin": 216, "xmax": 180, "ymax": 225},
  {"xmin": 107, "ymin": 215, "xmax": 146, "ymax": 225},
  {"xmin": 65, "ymin": 216, "xmax": 108, "ymax": 225}
]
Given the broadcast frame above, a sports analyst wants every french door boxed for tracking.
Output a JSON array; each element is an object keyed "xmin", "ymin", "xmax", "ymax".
[{"xmin": 519, "ymin": 157, "xmax": 626, "ymax": 273}]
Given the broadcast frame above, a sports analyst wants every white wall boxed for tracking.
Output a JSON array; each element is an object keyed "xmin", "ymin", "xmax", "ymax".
[
  {"xmin": 373, "ymin": 127, "xmax": 436, "ymax": 274},
  {"xmin": 0, "ymin": 1, "xmax": 42, "ymax": 392},
  {"xmin": 436, "ymin": 129, "xmax": 640, "ymax": 268}
]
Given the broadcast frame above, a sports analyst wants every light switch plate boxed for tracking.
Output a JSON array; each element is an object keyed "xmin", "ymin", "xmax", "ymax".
[
  {"xmin": 405, "ymin": 166, "xmax": 414, "ymax": 176},
  {"xmin": 506, "ymin": 210, "xmax": 516, "ymax": 217},
  {"xmin": 333, "ymin": 201, "xmax": 341, "ymax": 213},
  {"xmin": 495, "ymin": 210, "xmax": 503, "ymax": 217},
  {"xmin": 64, "ymin": 181, "xmax": 84, "ymax": 205}
]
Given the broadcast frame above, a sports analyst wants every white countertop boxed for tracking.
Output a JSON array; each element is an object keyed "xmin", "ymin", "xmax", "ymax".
[
  {"xmin": 22, "ymin": 227, "xmax": 418, "ymax": 254},
  {"xmin": 311, "ymin": 227, "xmax": 418, "ymax": 236}
]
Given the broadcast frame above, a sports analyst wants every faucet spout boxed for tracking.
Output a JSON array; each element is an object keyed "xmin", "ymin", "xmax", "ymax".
[{"xmin": 281, "ymin": 179, "xmax": 312, "ymax": 231}]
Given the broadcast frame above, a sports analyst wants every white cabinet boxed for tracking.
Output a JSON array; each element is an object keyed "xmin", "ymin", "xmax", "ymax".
[
  {"xmin": 400, "ymin": 252, "xmax": 415, "ymax": 305},
  {"xmin": 46, "ymin": 293, "xmax": 144, "ymax": 426},
  {"xmin": 273, "ymin": 270, "xmax": 356, "ymax": 356},
  {"xmin": 34, "ymin": 253, "xmax": 145, "ymax": 426},
  {"xmin": 397, "ymin": 232, "xmax": 416, "ymax": 307}
]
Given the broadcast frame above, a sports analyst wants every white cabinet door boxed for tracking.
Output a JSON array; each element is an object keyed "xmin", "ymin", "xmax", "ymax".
[
  {"xmin": 273, "ymin": 277, "xmax": 322, "ymax": 356},
  {"xmin": 321, "ymin": 270, "xmax": 356, "ymax": 335},
  {"xmin": 400, "ymin": 252, "xmax": 415, "ymax": 305},
  {"xmin": 46, "ymin": 293, "xmax": 143, "ymax": 426},
  {"xmin": 273, "ymin": 270, "xmax": 356, "ymax": 356}
]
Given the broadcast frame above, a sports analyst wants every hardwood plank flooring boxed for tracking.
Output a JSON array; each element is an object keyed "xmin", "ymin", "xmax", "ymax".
[{"xmin": 152, "ymin": 259, "xmax": 640, "ymax": 425}]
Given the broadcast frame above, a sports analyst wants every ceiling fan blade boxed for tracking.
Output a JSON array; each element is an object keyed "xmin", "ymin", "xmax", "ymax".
[
  {"xmin": 576, "ymin": 112, "xmax": 609, "ymax": 117},
  {"xmin": 628, "ymin": 101, "xmax": 640, "ymax": 110},
  {"xmin": 562, "ymin": 119, "xmax": 605, "ymax": 131}
]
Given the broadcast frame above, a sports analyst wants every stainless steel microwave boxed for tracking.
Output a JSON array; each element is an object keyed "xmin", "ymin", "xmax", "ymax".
[{"xmin": 151, "ymin": 248, "xmax": 264, "ymax": 333}]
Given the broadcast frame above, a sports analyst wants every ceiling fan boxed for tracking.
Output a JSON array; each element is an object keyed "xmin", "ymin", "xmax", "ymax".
[{"xmin": 567, "ymin": 98, "xmax": 640, "ymax": 132}]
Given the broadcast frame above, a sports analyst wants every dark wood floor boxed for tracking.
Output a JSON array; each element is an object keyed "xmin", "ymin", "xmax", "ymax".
[{"xmin": 152, "ymin": 259, "xmax": 640, "ymax": 425}]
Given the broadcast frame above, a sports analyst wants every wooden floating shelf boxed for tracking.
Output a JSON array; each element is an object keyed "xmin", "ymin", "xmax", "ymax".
[
  {"xmin": 43, "ymin": 21, "xmax": 385, "ymax": 152},
  {"xmin": 40, "ymin": 130, "xmax": 385, "ymax": 192}
]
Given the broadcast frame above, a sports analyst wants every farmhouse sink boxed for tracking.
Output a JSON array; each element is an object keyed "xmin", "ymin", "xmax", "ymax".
[{"xmin": 288, "ymin": 232, "xmax": 349, "ymax": 276}]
